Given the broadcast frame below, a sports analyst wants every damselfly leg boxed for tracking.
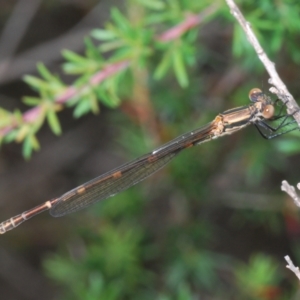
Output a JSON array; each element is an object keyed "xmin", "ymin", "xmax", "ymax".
[{"xmin": 255, "ymin": 112, "xmax": 298, "ymax": 139}]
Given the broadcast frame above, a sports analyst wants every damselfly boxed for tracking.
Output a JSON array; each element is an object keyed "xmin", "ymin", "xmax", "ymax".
[{"xmin": 0, "ymin": 88, "xmax": 297, "ymax": 234}]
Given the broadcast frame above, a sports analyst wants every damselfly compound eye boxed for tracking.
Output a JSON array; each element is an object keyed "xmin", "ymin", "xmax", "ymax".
[
  {"xmin": 262, "ymin": 104, "xmax": 275, "ymax": 119},
  {"xmin": 249, "ymin": 88, "xmax": 263, "ymax": 102}
]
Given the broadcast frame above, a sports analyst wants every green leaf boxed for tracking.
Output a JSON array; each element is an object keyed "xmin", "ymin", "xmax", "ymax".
[
  {"xmin": 135, "ymin": 0, "xmax": 165, "ymax": 10},
  {"xmin": 84, "ymin": 37, "xmax": 103, "ymax": 61},
  {"xmin": 154, "ymin": 52, "xmax": 172, "ymax": 80},
  {"xmin": 47, "ymin": 110, "xmax": 61, "ymax": 135},
  {"xmin": 73, "ymin": 99, "xmax": 92, "ymax": 118},
  {"xmin": 22, "ymin": 96, "xmax": 41, "ymax": 106},
  {"xmin": 146, "ymin": 11, "xmax": 174, "ymax": 25},
  {"xmin": 106, "ymin": 92, "xmax": 120, "ymax": 108},
  {"xmin": 23, "ymin": 75, "xmax": 47, "ymax": 91},
  {"xmin": 16, "ymin": 125, "xmax": 29, "ymax": 142},
  {"xmin": 111, "ymin": 8, "xmax": 131, "ymax": 33},
  {"xmin": 22, "ymin": 135, "xmax": 33, "ymax": 159},
  {"xmin": 98, "ymin": 40, "xmax": 125, "ymax": 53},
  {"xmin": 13, "ymin": 109, "xmax": 23, "ymax": 122},
  {"xmin": 88, "ymin": 94, "xmax": 100, "ymax": 114},
  {"xmin": 62, "ymin": 50, "xmax": 87, "ymax": 63},
  {"xmin": 3, "ymin": 130, "xmax": 18, "ymax": 143},
  {"xmin": 96, "ymin": 88, "xmax": 120, "ymax": 108},
  {"xmin": 63, "ymin": 62, "xmax": 88, "ymax": 74},
  {"xmin": 37, "ymin": 63, "xmax": 55, "ymax": 81},
  {"xmin": 0, "ymin": 108, "xmax": 13, "ymax": 127},
  {"xmin": 91, "ymin": 29, "xmax": 117, "ymax": 41},
  {"xmin": 173, "ymin": 49, "xmax": 189, "ymax": 87},
  {"xmin": 109, "ymin": 47, "xmax": 133, "ymax": 61},
  {"xmin": 30, "ymin": 134, "xmax": 40, "ymax": 151}
]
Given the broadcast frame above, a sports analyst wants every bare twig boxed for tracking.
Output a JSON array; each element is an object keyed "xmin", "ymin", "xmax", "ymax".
[
  {"xmin": 225, "ymin": 0, "xmax": 300, "ymax": 126},
  {"xmin": 281, "ymin": 180, "xmax": 300, "ymax": 207},
  {"xmin": 285, "ymin": 255, "xmax": 300, "ymax": 281}
]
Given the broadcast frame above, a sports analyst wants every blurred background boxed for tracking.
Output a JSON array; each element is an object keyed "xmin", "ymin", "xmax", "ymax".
[{"xmin": 0, "ymin": 0, "xmax": 300, "ymax": 299}]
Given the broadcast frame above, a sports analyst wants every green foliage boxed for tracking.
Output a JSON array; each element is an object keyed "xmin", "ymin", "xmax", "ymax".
[
  {"xmin": 235, "ymin": 254, "xmax": 282, "ymax": 300},
  {"xmin": 233, "ymin": 0, "xmax": 300, "ymax": 67},
  {"xmin": 154, "ymin": 35, "xmax": 196, "ymax": 87},
  {"xmin": 92, "ymin": 8, "xmax": 153, "ymax": 63}
]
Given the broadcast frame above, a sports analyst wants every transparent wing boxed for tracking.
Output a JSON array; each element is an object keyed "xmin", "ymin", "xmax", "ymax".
[{"xmin": 50, "ymin": 122, "xmax": 215, "ymax": 217}]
